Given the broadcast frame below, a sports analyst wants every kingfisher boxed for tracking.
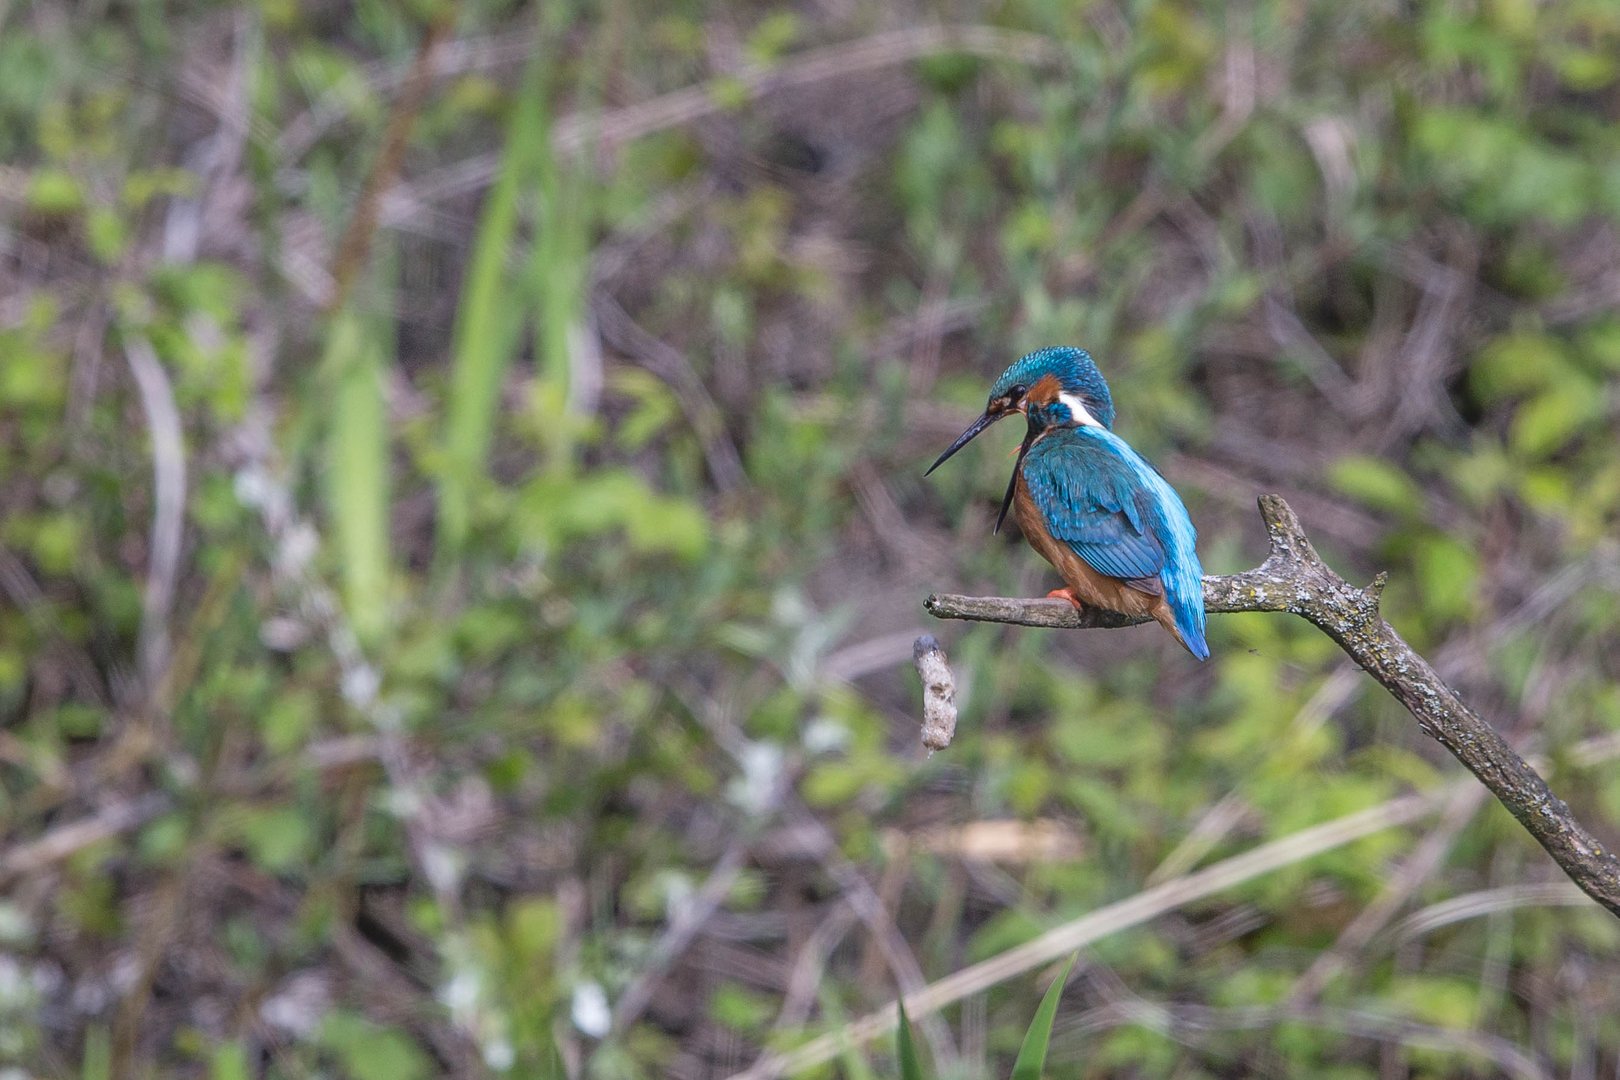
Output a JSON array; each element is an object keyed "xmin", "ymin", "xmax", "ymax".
[{"xmin": 927, "ymin": 346, "xmax": 1209, "ymax": 660}]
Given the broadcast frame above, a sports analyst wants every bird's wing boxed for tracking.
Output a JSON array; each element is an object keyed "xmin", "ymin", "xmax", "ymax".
[{"xmin": 1022, "ymin": 432, "xmax": 1166, "ymax": 585}]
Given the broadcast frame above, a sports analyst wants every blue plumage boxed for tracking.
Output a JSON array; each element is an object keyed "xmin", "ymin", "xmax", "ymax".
[
  {"xmin": 1021, "ymin": 433, "xmax": 1165, "ymax": 581},
  {"xmin": 1021, "ymin": 428, "xmax": 1208, "ymax": 659},
  {"xmin": 927, "ymin": 345, "xmax": 1209, "ymax": 660},
  {"xmin": 991, "ymin": 346, "xmax": 1116, "ymax": 429}
]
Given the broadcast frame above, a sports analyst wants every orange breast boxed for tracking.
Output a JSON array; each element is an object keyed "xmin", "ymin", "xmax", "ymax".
[{"xmin": 1012, "ymin": 472, "xmax": 1180, "ymax": 631}]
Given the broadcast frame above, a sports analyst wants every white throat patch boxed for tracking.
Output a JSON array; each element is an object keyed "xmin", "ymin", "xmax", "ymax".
[{"xmin": 1058, "ymin": 391, "xmax": 1103, "ymax": 428}]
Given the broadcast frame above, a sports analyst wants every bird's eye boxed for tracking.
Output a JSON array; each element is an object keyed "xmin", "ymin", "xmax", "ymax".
[{"xmin": 1009, "ymin": 384, "xmax": 1028, "ymax": 399}]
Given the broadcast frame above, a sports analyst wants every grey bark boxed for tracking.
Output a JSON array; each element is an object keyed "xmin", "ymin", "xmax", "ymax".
[{"xmin": 925, "ymin": 494, "xmax": 1620, "ymax": 918}]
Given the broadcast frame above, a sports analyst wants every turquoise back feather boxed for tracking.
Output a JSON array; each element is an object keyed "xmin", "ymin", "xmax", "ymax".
[{"xmin": 1022, "ymin": 427, "xmax": 1208, "ymax": 659}]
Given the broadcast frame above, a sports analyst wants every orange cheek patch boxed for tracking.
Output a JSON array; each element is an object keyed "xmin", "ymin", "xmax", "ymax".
[{"xmin": 1027, "ymin": 373, "xmax": 1063, "ymax": 404}]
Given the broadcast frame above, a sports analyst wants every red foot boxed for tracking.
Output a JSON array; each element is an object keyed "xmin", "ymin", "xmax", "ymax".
[{"xmin": 1045, "ymin": 587, "xmax": 1084, "ymax": 610}]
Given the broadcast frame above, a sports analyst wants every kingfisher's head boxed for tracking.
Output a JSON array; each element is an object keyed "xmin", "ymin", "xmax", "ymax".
[{"xmin": 926, "ymin": 347, "xmax": 1115, "ymax": 475}]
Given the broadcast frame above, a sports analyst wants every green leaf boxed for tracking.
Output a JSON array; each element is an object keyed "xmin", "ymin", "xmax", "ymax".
[
  {"xmin": 139, "ymin": 814, "xmax": 188, "ymax": 864},
  {"xmin": 1552, "ymin": 45, "xmax": 1618, "ymax": 91},
  {"xmin": 707, "ymin": 75, "xmax": 751, "ymax": 111},
  {"xmin": 320, "ymin": 1012, "xmax": 432, "ymax": 1080},
  {"xmin": 1389, "ymin": 975, "xmax": 1480, "ymax": 1030},
  {"xmin": 439, "ymin": 51, "xmax": 552, "ymax": 552},
  {"xmin": 745, "ymin": 12, "xmax": 801, "ymax": 64},
  {"xmin": 1470, "ymin": 331, "xmax": 1566, "ymax": 403},
  {"xmin": 1511, "ymin": 379, "xmax": 1603, "ymax": 458},
  {"xmin": 801, "ymin": 761, "xmax": 864, "ymax": 807},
  {"xmin": 1579, "ymin": 318, "xmax": 1620, "ymax": 373},
  {"xmin": 612, "ymin": 369, "xmax": 680, "ymax": 450},
  {"xmin": 1010, "ymin": 953, "xmax": 1077, "ymax": 1080},
  {"xmin": 323, "ymin": 303, "xmax": 391, "ymax": 644},
  {"xmin": 896, "ymin": 1000, "xmax": 925, "ymax": 1080},
  {"xmin": 507, "ymin": 897, "xmax": 561, "ymax": 962},
  {"xmin": 86, "ymin": 206, "xmax": 128, "ymax": 264},
  {"xmin": 28, "ymin": 169, "xmax": 83, "ymax": 214},
  {"xmin": 1414, "ymin": 534, "xmax": 1480, "ymax": 625},
  {"xmin": 237, "ymin": 806, "xmax": 313, "ymax": 873},
  {"xmin": 210, "ymin": 1042, "xmax": 252, "ymax": 1080},
  {"xmin": 711, "ymin": 983, "xmax": 775, "ymax": 1033},
  {"xmin": 262, "ymin": 688, "xmax": 318, "ymax": 754},
  {"xmin": 517, "ymin": 468, "xmax": 709, "ymax": 559},
  {"xmin": 1328, "ymin": 456, "xmax": 1423, "ymax": 515}
]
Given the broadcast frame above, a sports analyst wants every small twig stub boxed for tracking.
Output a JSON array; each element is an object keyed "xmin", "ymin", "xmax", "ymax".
[{"xmin": 912, "ymin": 634, "xmax": 957, "ymax": 752}]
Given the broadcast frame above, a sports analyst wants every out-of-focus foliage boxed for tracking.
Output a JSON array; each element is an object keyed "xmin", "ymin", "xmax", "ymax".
[{"xmin": 1, "ymin": 0, "xmax": 1619, "ymax": 1078}]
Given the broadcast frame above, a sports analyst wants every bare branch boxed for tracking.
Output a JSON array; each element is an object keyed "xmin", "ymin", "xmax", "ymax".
[
  {"xmin": 0, "ymin": 794, "xmax": 170, "ymax": 881},
  {"xmin": 926, "ymin": 494, "xmax": 1620, "ymax": 918},
  {"xmin": 325, "ymin": 10, "xmax": 454, "ymax": 314}
]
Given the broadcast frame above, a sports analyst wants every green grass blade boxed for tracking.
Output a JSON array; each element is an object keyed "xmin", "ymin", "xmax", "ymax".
[
  {"xmin": 528, "ymin": 1, "xmax": 596, "ymax": 467},
  {"xmin": 838, "ymin": 1042, "xmax": 879, "ymax": 1080},
  {"xmin": 539, "ymin": 1026, "xmax": 566, "ymax": 1080},
  {"xmin": 438, "ymin": 51, "xmax": 551, "ymax": 552},
  {"xmin": 527, "ymin": 109, "xmax": 593, "ymax": 467},
  {"xmin": 896, "ymin": 1000, "xmax": 926, "ymax": 1080},
  {"xmin": 1009, "ymin": 953, "xmax": 1077, "ymax": 1080},
  {"xmin": 81, "ymin": 1025, "xmax": 110, "ymax": 1080},
  {"xmin": 527, "ymin": 160, "xmax": 583, "ymax": 465},
  {"xmin": 323, "ymin": 301, "xmax": 391, "ymax": 643}
]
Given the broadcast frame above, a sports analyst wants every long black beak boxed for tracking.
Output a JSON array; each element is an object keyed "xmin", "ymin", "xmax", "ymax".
[
  {"xmin": 925, "ymin": 410, "xmax": 1006, "ymax": 475},
  {"xmin": 994, "ymin": 428, "xmax": 1036, "ymax": 535}
]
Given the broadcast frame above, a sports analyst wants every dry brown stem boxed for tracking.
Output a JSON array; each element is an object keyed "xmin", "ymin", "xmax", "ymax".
[{"xmin": 325, "ymin": 10, "xmax": 455, "ymax": 314}]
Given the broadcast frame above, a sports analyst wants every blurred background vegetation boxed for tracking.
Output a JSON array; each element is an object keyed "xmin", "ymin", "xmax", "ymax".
[{"xmin": 3, "ymin": 0, "xmax": 1620, "ymax": 1076}]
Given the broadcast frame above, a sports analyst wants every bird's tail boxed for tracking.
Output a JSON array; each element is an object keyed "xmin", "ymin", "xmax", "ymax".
[
  {"xmin": 1164, "ymin": 578, "xmax": 1209, "ymax": 661},
  {"xmin": 1149, "ymin": 590, "xmax": 1209, "ymax": 660},
  {"xmin": 1175, "ymin": 617, "xmax": 1210, "ymax": 661}
]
